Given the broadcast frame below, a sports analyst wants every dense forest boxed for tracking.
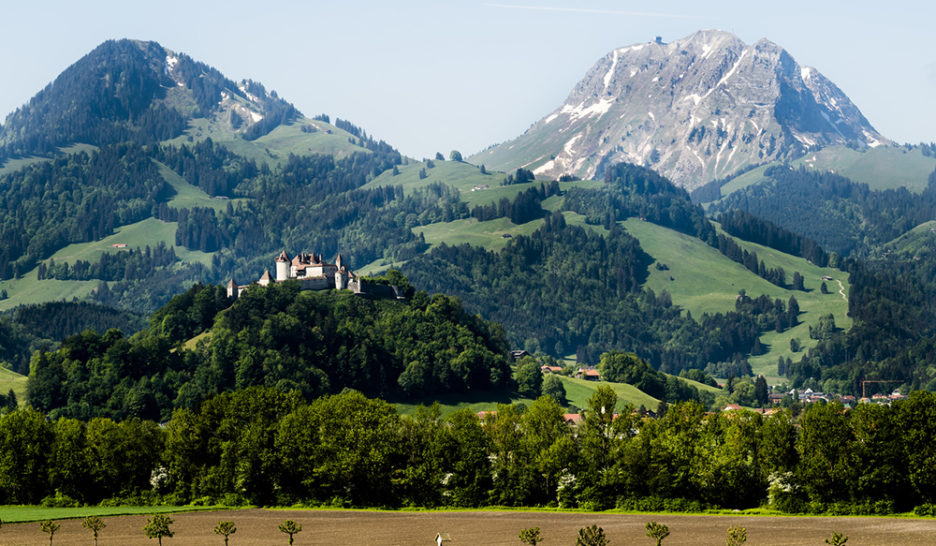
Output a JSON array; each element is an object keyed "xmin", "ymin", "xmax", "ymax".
[
  {"xmin": 785, "ymin": 248, "xmax": 936, "ymax": 393},
  {"xmin": 2, "ymin": 387, "xmax": 935, "ymax": 515},
  {"xmin": 28, "ymin": 281, "xmax": 512, "ymax": 421},
  {"xmin": 562, "ymin": 163, "xmax": 714, "ymax": 242},
  {"xmin": 716, "ymin": 209, "xmax": 831, "ymax": 267},
  {"xmin": 0, "ymin": 143, "xmax": 170, "ymax": 280},
  {"xmin": 0, "ymin": 302, "xmax": 145, "ymax": 375},
  {"xmin": 710, "ymin": 165, "xmax": 936, "ymax": 256}
]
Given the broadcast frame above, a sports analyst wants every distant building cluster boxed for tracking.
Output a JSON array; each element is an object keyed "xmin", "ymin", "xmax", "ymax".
[{"xmin": 770, "ymin": 387, "xmax": 907, "ymax": 407}]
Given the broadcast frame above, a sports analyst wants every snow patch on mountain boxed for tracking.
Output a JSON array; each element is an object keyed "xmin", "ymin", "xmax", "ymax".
[{"xmin": 473, "ymin": 30, "xmax": 888, "ymax": 189}]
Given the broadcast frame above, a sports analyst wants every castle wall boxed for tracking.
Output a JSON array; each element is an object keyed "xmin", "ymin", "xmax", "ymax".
[{"xmin": 297, "ymin": 276, "xmax": 332, "ymax": 291}]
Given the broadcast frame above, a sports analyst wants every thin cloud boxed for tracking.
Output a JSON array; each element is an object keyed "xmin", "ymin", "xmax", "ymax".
[{"xmin": 484, "ymin": 3, "xmax": 700, "ymax": 19}]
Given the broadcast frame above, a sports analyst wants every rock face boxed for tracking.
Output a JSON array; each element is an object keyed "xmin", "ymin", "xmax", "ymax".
[{"xmin": 471, "ymin": 30, "xmax": 886, "ymax": 190}]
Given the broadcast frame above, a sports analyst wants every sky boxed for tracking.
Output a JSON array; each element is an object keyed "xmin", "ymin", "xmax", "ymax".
[{"xmin": 1, "ymin": 1, "xmax": 933, "ymax": 160}]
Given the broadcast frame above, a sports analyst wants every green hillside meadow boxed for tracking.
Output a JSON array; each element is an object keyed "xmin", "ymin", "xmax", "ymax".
[
  {"xmin": 393, "ymin": 372, "xmax": 722, "ymax": 417},
  {"xmin": 403, "ymin": 180, "xmax": 847, "ymax": 384},
  {"xmin": 717, "ymin": 145, "xmax": 936, "ymax": 199}
]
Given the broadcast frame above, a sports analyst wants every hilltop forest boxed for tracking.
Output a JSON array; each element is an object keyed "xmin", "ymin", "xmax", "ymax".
[{"xmin": 27, "ymin": 282, "xmax": 513, "ymax": 422}]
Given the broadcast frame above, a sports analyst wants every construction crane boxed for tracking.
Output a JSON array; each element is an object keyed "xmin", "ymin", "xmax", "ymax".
[{"xmin": 861, "ymin": 380, "xmax": 902, "ymax": 398}]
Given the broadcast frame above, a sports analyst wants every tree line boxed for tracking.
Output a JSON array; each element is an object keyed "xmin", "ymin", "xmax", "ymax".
[
  {"xmin": 785, "ymin": 246, "xmax": 936, "ymax": 394},
  {"xmin": 716, "ymin": 209, "xmax": 830, "ymax": 267},
  {"xmin": 710, "ymin": 165, "xmax": 936, "ymax": 257},
  {"xmin": 470, "ymin": 182, "xmax": 561, "ymax": 224},
  {"xmin": 38, "ymin": 243, "xmax": 178, "ymax": 282},
  {"xmin": 715, "ymin": 233, "xmax": 798, "ymax": 289},
  {"xmin": 562, "ymin": 163, "xmax": 715, "ymax": 242},
  {"xmin": 2, "ymin": 387, "xmax": 936, "ymax": 514}
]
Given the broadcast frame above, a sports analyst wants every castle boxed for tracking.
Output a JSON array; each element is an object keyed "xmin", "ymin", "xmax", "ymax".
[{"xmin": 227, "ymin": 251, "xmax": 359, "ymax": 298}]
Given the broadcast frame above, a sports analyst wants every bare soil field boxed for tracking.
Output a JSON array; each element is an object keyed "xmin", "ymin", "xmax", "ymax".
[{"xmin": 2, "ymin": 508, "xmax": 935, "ymax": 545}]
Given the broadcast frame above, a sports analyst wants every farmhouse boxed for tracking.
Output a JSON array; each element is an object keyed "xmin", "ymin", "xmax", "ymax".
[{"xmin": 576, "ymin": 368, "xmax": 601, "ymax": 381}]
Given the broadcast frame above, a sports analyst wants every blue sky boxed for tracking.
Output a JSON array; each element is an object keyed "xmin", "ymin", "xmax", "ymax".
[{"xmin": 1, "ymin": 1, "xmax": 933, "ymax": 159}]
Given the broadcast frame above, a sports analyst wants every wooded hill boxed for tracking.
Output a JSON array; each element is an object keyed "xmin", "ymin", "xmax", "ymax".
[{"xmin": 27, "ymin": 281, "xmax": 516, "ymax": 421}]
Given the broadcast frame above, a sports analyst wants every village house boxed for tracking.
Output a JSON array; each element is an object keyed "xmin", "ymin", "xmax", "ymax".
[{"xmin": 575, "ymin": 367, "xmax": 601, "ymax": 381}]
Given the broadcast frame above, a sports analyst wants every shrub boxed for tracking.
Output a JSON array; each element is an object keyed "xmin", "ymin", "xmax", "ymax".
[
  {"xmin": 726, "ymin": 526, "xmax": 747, "ymax": 546},
  {"xmin": 914, "ymin": 503, "xmax": 936, "ymax": 516},
  {"xmin": 40, "ymin": 491, "xmax": 80, "ymax": 508},
  {"xmin": 576, "ymin": 525, "xmax": 608, "ymax": 546},
  {"xmin": 278, "ymin": 520, "xmax": 302, "ymax": 545},
  {"xmin": 519, "ymin": 526, "xmax": 542, "ymax": 545},
  {"xmin": 646, "ymin": 521, "xmax": 670, "ymax": 546}
]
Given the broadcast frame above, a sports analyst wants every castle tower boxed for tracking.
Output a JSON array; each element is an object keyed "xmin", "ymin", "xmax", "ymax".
[
  {"xmin": 226, "ymin": 279, "xmax": 238, "ymax": 298},
  {"xmin": 275, "ymin": 251, "xmax": 290, "ymax": 281},
  {"xmin": 335, "ymin": 269, "xmax": 347, "ymax": 290},
  {"xmin": 336, "ymin": 253, "xmax": 344, "ymax": 270}
]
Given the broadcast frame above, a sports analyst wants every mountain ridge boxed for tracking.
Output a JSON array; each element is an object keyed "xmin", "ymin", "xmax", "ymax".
[
  {"xmin": 471, "ymin": 30, "xmax": 886, "ymax": 189},
  {"xmin": 0, "ymin": 39, "xmax": 299, "ymax": 160}
]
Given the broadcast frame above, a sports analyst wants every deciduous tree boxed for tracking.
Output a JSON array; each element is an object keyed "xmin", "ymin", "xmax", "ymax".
[
  {"xmin": 83, "ymin": 516, "xmax": 106, "ymax": 546},
  {"xmin": 278, "ymin": 520, "xmax": 302, "ymax": 545},
  {"xmin": 40, "ymin": 520, "xmax": 60, "ymax": 546},
  {"xmin": 213, "ymin": 521, "xmax": 236, "ymax": 545},
  {"xmin": 143, "ymin": 514, "xmax": 174, "ymax": 546},
  {"xmin": 646, "ymin": 521, "xmax": 669, "ymax": 546}
]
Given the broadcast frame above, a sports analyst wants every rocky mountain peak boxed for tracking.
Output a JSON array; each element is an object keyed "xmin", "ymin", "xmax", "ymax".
[{"xmin": 472, "ymin": 30, "xmax": 886, "ymax": 189}]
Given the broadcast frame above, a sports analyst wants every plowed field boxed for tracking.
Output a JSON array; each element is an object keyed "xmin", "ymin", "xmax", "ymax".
[{"xmin": 2, "ymin": 509, "xmax": 935, "ymax": 545}]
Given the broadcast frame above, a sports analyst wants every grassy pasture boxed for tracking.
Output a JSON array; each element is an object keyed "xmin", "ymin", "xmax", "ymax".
[
  {"xmin": 414, "ymin": 216, "xmax": 545, "ymax": 252},
  {"xmin": 0, "ymin": 268, "xmax": 100, "ymax": 313},
  {"xmin": 795, "ymin": 145, "xmax": 936, "ymax": 192},
  {"xmin": 0, "ymin": 504, "xmax": 215, "ymax": 523},
  {"xmin": 364, "ymin": 159, "xmax": 505, "ymax": 196},
  {"xmin": 621, "ymin": 219, "xmax": 849, "ymax": 382},
  {"xmin": 716, "ymin": 145, "xmax": 936, "ymax": 201},
  {"xmin": 0, "ymin": 218, "xmax": 215, "ymax": 312},
  {"xmin": 0, "ymin": 367, "xmax": 27, "ymax": 405},
  {"xmin": 163, "ymin": 117, "xmax": 368, "ymax": 167}
]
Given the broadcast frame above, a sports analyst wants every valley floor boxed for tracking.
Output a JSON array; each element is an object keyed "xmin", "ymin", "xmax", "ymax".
[{"xmin": 2, "ymin": 508, "xmax": 935, "ymax": 545}]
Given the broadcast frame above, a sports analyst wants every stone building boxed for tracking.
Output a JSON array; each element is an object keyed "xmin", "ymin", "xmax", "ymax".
[{"xmin": 227, "ymin": 250, "xmax": 357, "ymax": 298}]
